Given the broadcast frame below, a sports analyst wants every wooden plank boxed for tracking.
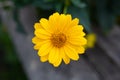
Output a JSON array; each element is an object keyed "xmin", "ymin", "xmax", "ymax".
[
  {"xmin": 86, "ymin": 46, "xmax": 120, "ymax": 80},
  {"xmin": 70, "ymin": 58, "xmax": 99, "ymax": 80},
  {"xmin": 0, "ymin": 6, "xmax": 99, "ymax": 80},
  {"xmin": 97, "ymin": 26, "xmax": 120, "ymax": 67},
  {"xmin": 85, "ymin": 46, "xmax": 120, "ymax": 80},
  {"xmin": 107, "ymin": 26, "xmax": 120, "ymax": 50}
]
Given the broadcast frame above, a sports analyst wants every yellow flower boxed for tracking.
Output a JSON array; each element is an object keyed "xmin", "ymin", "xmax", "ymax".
[
  {"xmin": 85, "ymin": 33, "xmax": 96, "ymax": 48},
  {"xmin": 32, "ymin": 12, "xmax": 87, "ymax": 67}
]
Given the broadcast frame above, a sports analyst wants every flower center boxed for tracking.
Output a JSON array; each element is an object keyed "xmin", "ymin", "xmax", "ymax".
[{"xmin": 51, "ymin": 33, "xmax": 67, "ymax": 48}]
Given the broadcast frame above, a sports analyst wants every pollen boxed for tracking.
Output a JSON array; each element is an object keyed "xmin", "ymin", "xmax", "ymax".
[{"xmin": 51, "ymin": 33, "xmax": 67, "ymax": 48}]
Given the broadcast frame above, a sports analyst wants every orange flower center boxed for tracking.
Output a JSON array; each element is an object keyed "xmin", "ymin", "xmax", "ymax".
[{"xmin": 51, "ymin": 33, "xmax": 67, "ymax": 48}]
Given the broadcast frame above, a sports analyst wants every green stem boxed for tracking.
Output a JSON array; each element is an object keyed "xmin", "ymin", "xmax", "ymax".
[
  {"xmin": 63, "ymin": 5, "xmax": 67, "ymax": 14},
  {"xmin": 63, "ymin": 0, "xmax": 69, "ymax": 14}
]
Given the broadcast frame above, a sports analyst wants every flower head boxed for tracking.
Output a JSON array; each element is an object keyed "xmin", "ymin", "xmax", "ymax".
[
  {"xmin": 85, "ymin": 33, "xmax": 96, "ymax": 48},
  {"xmin": 32, "ymin": 12, "xmax": 87, "ymax": 67}
]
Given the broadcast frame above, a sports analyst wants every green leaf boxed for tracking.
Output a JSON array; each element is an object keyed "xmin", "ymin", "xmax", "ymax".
[
  {"xmin": 112, "ymin": 0, "xmax": 120, "ymax": 15},
  {"xmin": 0, "ymin": 22, "xmax": 18, "ymax": 64},
  {"xmin": 71, "ymin": 0, "xmax": 86, "ymax": 8},
  {"xmin": 55, "ymin": 2, "xmax": 63, "ymax": 13},
  {"xmin": 3, "ymin": 6, "xmax": 12, "ymax": 11},
  {"xmin": 43, "ymin": 0, "xmax": 55, "ymax": 2},
  {"xmin": 67, "ymin": 6, "xmax": 92, "ymax": 33},
  {"xmin": 32, "ymin": 0, "xmax": 54, "ymax": 10},
  {"xmin": 0, "ymin": 0, "xmax": 5, "ymax": 2},
  {"xmin": 96, "ymin": 0, "xmax": 115, "ymax": 33},
  {"xmin": 97, "ymin": 11, "xmax": 115, "ymax": 33}
]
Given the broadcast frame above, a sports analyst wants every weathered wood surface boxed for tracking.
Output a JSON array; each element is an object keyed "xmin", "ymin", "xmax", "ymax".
[
  {"xmin": 1, "ymin": 6, "xmax": 120, "ymax": 80},
  {"xmin": 85, "ymin": 46, "xmax": 120, "ymax": 80},
  {"xmin": 97, "ymin": 26, "xmax": 120, "ymax": 67}
]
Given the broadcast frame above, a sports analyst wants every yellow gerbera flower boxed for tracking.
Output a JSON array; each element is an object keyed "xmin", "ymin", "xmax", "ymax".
[{"xmin": 32, "ymin": 12, "xmax": 87, "ymax": 67}]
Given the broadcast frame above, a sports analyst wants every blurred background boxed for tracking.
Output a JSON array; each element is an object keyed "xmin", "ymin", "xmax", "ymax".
[{"xmin": 0, "ymin": 0, "xmax": 120, "ymax": 80}]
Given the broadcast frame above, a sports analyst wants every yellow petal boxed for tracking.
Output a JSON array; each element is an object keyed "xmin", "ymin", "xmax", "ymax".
[
  {"xmin": 40, "ymin": 18, "xmax": 52, "ymax": 32},
  {"xmin": 58, "ymin": 14, "xmax": 67, "ymax": 32},
  {"xmin": 40, "ymin": 55, "xmax": 48, "ymax": 62},
  {"xmin": 69, "ymin": 37, "xmax": 87, "ymax": 46},
  {"xmin": 64, "ymin": 45, "xmax": 79, "ymax": 60},
  {"xmin": 66, "ymin": 14, "xmax": 72, "ymax": 22},
  {"xmin": 32, "ymin": 37, "xmax": 40, "ymax": 44},
  {"xmin": 53, "ymin": 55, "xmax": 62, "ymax": 67},
  {"xmin": 35, "ymin": 28, "xmax": 51, "ymax": 36},
  {"xmin": 67, "ymin": 43, "xmax": 85, "ymax": 54},
  {"xmin": 49, "ymin": 13, "xmax": 59, "ymax": 29},
  {"xmin": 63, "ymin": 18, "xmax": 79, "ymax": 33},
  {"xmin": 58, "ymin": 14, "xmax": 72, "ymax": 32},
  {"xmin": 60, "ymin": 48, "xmax": 70, "ymax": 64},
  {"xmin": 32, "ymin": 36, "xmax": 46, "ymax": 44},
  {"xmin": 34, "ymin": 29, "xmax": 51, "ymax": 40},
  {"xmin": 38, "ymin": 42, "xmax": 52, "ymax": 56},
  {"xmin": 53, "ymin": 59, "xmax": 62, "ymax": 67},
  {"xmin": 76, "ymin": 47, "xmax": 85, "ymax": 54},
  {"xmin": 69, "ymin": 18, "xmax": 79, "ymax": 27},
  {"xmin": 33, "ymin": 40, "xmax": 50, "ymax": 50},
  {"xmin": 68, "ymin": 25, "xmax": 85, "ymax": 37},
  {"xmin": 49, "ymin": 12, "xmax": 59, "ymax": 22},
  {"xmin": 34, "ymin": 44, "xmax": 41, "ymax": 50},
  {"xmin": 48, "ymin": 47, "xmax": 59, "ymax": 64},
  {"xmin": 34, "ymin": 23, "xmax": 42, "ymax": 29}
]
